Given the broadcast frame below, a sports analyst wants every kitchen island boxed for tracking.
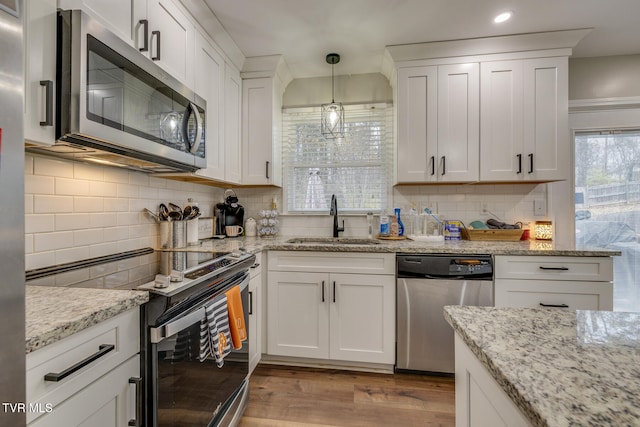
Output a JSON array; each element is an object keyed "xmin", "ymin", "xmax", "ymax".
[{"xmin": 444, "ymin": 305, "xmax": 640, "ymax": 426}]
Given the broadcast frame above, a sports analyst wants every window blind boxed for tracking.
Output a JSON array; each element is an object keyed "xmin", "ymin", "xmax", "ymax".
[{"xmin": 282, "ymin": 104, "xmax": 392, "ymax": 213}]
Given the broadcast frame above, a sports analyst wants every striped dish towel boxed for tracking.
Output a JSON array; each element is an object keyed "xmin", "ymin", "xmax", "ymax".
[{"xmin": 199, "ymin": 294, "xmax": 232, "ymax": 367}]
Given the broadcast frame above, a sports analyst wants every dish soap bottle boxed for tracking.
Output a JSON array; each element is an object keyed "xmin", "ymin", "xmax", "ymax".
[
  {"xmin": 395, "ymin": 208, "xmax": 404, "ymax": 236},
  {"xmin": 379, "ymin": 210, "xmax": 390, "ymax": 237}
]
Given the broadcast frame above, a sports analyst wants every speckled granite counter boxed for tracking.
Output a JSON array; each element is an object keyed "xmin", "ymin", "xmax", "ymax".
[
  {"xmin": 444, "ymin": 306, "xmax": 640, "ymax": 426},
  {"xmin": 170, "ymin": 235, "xmax": 619, "ymax": 256},
  {"xmin": 26, "ymin": 286, "xmax": 149, "ymax": 353}
]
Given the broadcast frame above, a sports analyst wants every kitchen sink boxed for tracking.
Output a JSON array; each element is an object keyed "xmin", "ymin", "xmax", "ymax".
[{"xmin": 286, "ymin": 237, "xmax": 381, "ymax": 245}]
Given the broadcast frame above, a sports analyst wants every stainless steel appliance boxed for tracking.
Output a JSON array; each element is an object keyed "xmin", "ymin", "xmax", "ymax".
[
  {"xmin": 0, "ymin": 1, "xmax": 25, "ymax": 424},
  {"xmin": 26, "ymin": 9, "xmax": 206, "ymax": 173},
  {"xmin": 396, "ymin": 254, "xmax": 493, "ymax": 374},
  {"xmin": 215, "ymin": 190, "xmax": 245, "ymax": 236},
  {"xmin": 139, "ymin": 250, "xmax": 255, "ymax": 427}
]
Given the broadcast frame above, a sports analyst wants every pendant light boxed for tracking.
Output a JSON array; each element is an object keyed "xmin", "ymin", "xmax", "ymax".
[{"xmin": 321, "ymin": 53, "xmax": 344, "ymax": 139}]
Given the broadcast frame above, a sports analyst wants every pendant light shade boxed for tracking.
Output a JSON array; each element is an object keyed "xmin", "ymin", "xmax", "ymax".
[{"xmin": 321, "ymin": 53, "xmax": 344, "ymax": 138}]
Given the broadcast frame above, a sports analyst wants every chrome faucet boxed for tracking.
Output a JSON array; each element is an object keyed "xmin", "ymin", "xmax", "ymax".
[{"xmin": 330, "ymin": 194, "xmax": 345, "ymax": 237}]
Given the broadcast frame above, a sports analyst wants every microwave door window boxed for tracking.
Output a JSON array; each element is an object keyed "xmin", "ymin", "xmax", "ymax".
[{"xmin": 86, "ymin": 35, "xmax": 197, "ymax": 153}]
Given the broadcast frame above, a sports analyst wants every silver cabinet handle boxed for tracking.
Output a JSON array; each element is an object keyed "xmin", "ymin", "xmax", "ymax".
[
  {"xmin": 128, "ymin": 377, "xmax": 143, "ymax": 426},
  {"xmin": 138, "ymin": 19, "xmax": 149, "ymax": 52},
  {"xmin": 44, "ymin": 344, "xmax": 114, "ymax": 382},
  {"xmin": 39, "ymin": 80, "xmax": 53, "ymax": 126},
  {"xmin": 151, "ymin": 30, "xmax": 161, "ymax": 61},
  {"xmin": 539, "ymin": 266, "xmax": 569, "ymax": 271},
  {"xmin": 539, "ymin": 302, "xmax": 569, "ymax": 308}
]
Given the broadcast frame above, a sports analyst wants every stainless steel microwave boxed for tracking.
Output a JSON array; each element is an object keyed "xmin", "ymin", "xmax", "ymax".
[{"xmin": 27, "ymin": 9, "xmax": 206, "ymax": 173}]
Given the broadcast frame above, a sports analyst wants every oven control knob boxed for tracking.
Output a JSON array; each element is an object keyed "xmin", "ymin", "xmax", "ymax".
[{"xmin": 154, "ymin": 274, "xmax": 170, "ymax": 288}]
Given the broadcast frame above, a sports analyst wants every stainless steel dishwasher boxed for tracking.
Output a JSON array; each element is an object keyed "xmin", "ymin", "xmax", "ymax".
[{"xmin": 396, "ymin": 254, "xmax": 493, "ymax": 374}]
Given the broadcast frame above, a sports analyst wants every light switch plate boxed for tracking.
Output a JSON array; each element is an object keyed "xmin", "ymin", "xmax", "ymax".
[{"xmin": 534, "ymin": 199, "xmax": 547, "ymax": 216}]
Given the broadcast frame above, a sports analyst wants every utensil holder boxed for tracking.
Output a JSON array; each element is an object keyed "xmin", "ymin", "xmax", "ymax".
[{"xmin": 160, "ymin": 221, "xmax": 187, "ymax": 249}]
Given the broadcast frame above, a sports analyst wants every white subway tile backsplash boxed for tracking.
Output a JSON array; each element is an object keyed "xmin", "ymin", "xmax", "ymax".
[
  {"xmin": 104, "ymin": 271, "xmax": 130, "ymax": 289},
  {"xmin": 103, "ymin": 167, "xmax": 130, "ymax": 184},
  {"xmin": 103, "ymin": 198, "xmax": 129, "ymax": 212},
  {"xmin": 102, "ymin": 226, "xmax": 129, "ymax": 243},
  {"xmin": 88, "ymin": 181, "xmax": 117, "ymax": 197},
  {"xmin": 117, "ymin": 183, "xmax": 140, "ymax": 198},
  {"xmin": 55, "ymin": 246, "xmax": 91, "ymax": 265},
  {"xmin": 25, "ymin": 175, "xmax": 55, "ymax": 194},
  {"xmin": 25, "ymin": 156, "xmax": 34, "ymax": 174},
  {"xmin": 25, "ymin": 251, "xmax": 56, "ymax": 270},
  {"xmin": 25, "ymin": 214, "xmax": 55, "ymax": 233},
  {"xmin": 56, "ymin": 177, "xmax": 90, "ymax": 196},
  {"xmin": 129, "ymin": 173, "xmax": 150, "ymax": 187},
  {"xmin": 89, "ymin": 212, "xmax": 118, "ymax": 228},
  {"xmin": 25, "ymin": 235, "xmax": 33, "ymax": 254},
  {"xmin": 34, "ymin": 195, "xmax": 73, "ymax": 213},
  {"xmin": 56, "ymin": 213, "xmax": 91, "ymax": 231},
  {"xmin": 74, "ymin": 228, "xmax": 105, "ymax": 246},
  {"xmin": 74, "ymin": 162, "xmax": 104, "ymax": 181},
  {"xmin": 89, "ymin": 242, "xmax": 120, "ymax": 258},
  {"xmin": 74, "ymin": 196, "xmax": 105, "ymax": 212},
  {"xmin": 90, "ymin": 261, "xmax": 118, "ymax": 278},
  {"xmin": 34, "ymin": 231, "xmax": 74, "ymax": 252},
  {"xmin": 25, "ymin": 195, "xmax": 33, "ymax": 214},
  {"xmin": 34, "ymin": 156, "xmax": 74, "ymax": 178},
  {"xmin": 117, "ymin": 212, "xmax": 139, "ymax": 226}
]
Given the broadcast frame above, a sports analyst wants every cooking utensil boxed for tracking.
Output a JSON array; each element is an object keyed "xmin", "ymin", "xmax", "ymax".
[
  {"xmin": 144, "ymin": 208, "xmax": 161, "ymax": 223},
  {"xmin": 185, "ymin": 205, "xmax": 200, "ymax": 221},
  {"xmin": 168, "ymin": 210, "xmax": 183, "ymax": 221},
  {"xmin": 159, "ymin": 203, "xmax": 169, "ymax": 221}
]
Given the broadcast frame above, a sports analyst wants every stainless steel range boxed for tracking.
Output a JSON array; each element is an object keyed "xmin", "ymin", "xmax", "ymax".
[
  {"xmin": 140, "ymin": 250, "xmax": 256, "ymax": 427},
  {"xmin": 26, "ymin": 248, "xmax": 256, "ymax": 427}
]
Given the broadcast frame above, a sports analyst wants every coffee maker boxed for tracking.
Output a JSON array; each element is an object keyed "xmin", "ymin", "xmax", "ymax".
[{"xmin": 215, "ymin": 189, "xmax": 244, "ymax": 236}]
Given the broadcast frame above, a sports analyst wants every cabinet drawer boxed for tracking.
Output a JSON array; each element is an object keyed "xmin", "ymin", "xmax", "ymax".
[
  {"xmin": 495, "ymin": 256, "xmax": 613, "ymax": 282},
  {"xmin": 495, "ymin": 279, "xmax": 613, "ymax": 310},
  {"xmin": 26, "ymin": 309, "xmax": 139, "ymax": 423},
  {"xmin": 268, "ymin": 251, "xmax": 395, "ymax": 275}
]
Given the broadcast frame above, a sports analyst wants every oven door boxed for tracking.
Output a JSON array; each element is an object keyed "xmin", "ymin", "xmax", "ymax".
[{"xmin": 149, "ymin": 273, "xmax": 249, "ymax": 427}]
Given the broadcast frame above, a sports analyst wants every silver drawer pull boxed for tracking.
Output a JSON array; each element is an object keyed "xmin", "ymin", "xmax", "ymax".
[
  {"xmin": 539, "ymin": 302, "xmax": 569, "ymax": 308},
  {"xmin": 539, "ymin": 266, "xmax": 569, "ymax": 271},
  {"xmin": 44, "ymin": 344, "xmax": 115, "ymax": 382}
]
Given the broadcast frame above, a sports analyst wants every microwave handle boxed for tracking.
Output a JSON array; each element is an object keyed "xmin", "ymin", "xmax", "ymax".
[{"xmin": 182, "ymin": 102, "xmax": 203, "ymax": 154}]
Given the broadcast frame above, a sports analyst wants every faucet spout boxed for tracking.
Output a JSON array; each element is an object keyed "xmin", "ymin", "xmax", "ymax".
[{"xmin": 330, "ymin": 194, "xmax": 344, "ymax": 237}]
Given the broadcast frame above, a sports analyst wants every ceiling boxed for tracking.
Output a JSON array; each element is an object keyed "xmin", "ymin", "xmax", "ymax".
[{"xmin": 203, "ymin": 0, "xmax": 640, "ymax": 79}]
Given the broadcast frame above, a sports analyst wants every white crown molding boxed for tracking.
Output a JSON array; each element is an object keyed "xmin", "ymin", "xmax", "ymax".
[{"xmin": 569, "ymin": 96, "xmax": 640, "ymax": 112}]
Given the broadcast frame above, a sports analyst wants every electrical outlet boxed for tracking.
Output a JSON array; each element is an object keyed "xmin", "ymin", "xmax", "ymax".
[{"xmin": 534, "ymin": 199, "xmax": 547, "ymax": 216}]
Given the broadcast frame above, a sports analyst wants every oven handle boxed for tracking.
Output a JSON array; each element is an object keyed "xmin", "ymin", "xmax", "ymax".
[{"xmin": 150, "ymin": 274, "xmax": 249, "ymax": 344}]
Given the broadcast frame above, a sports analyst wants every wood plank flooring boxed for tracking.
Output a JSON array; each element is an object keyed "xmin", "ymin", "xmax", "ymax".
[{"xmin": 239, "ymin": 364, "xmax": 455, "ymax": 427}]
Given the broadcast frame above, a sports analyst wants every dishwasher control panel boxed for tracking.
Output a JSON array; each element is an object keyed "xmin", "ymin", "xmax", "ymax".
[{"xmin": 397, "ymin": 254, "xmax": 493, "ymax": 279}]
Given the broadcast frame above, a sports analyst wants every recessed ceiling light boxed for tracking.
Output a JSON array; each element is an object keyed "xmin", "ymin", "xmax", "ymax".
[{"xmin": 494, "ymin": 11, "xmax": 513, "ymax": 23}]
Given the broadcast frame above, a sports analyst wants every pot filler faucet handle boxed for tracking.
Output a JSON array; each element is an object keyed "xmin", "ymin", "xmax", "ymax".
[{"xmin": 330, "ymin": 194, "xmax": 345, "ymax": 237}]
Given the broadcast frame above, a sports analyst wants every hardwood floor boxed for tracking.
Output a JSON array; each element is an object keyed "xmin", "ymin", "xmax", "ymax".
[{"xmin": 239, "ymin": 364, "xmax": 455, "ymax": 427}]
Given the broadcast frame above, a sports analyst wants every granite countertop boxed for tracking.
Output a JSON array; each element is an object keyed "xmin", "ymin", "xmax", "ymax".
[
  {"xmin": 168, "ymin": 235, "xmax": 620, "ymax": 257},
  {"xmin": 26, "ymin": 286, "xmax": 149, "ymax": 354},
  {"xmin": 444, "ymin": 306, "xmax": 640, "ymax": 427}
]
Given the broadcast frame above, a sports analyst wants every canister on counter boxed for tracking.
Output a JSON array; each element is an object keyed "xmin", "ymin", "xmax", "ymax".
[{"xmin": 444, "ymin": 220, "xmax": 462, "ymax": 240}]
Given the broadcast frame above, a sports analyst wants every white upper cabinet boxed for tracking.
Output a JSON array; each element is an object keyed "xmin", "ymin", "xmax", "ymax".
[
  {"xmin": 242, "ymin": 77, "xmax": 283, "ymax": 186},
  {"xmin": 193, "ymin": 30, "xmax": 225, "ymax": 181},
  {"xmin": 396, "ymin": 63, "xmax": 479, "ymax": 183},
  {"xmin": 24, "ymin": 0, "xmax": 57, "ymax": 146},
  {"xmin": 480, "ymin": 57, "xmax": 569, "ymax": 181},
  {"xmin": 224, "ymin": 64, "xmax": 243, "ymax": 184},
  {"xmin": 139, "ymin": 0, "xmax": 195, "ymax": 89}
]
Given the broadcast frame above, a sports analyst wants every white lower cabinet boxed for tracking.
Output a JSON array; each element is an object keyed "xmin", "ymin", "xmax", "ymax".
[
  {"xmin": 494, "ymin": 256, "xmax": 614, "ymax": 310},
  {"xmin": 26, "ymin": 309, "xmax": 142, "ymax": 427},
  {"xmin": 248, "ymin": 253, "xmax": 262, "ymax": 375},
  {"xmin": 267, "ymin": 252, "xmax": 395, "ymax": 365},
  {"xmin": 455, "ymin": 334, "xmax": 532, "ymax": 427}
]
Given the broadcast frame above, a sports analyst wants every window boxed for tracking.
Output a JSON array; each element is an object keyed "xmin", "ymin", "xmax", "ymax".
[
  {"xmin": 575, "ymin": 129, "xmax": 640, "ymax": 312},
  {"xmin": 282, "ymin": 104, "xmax": 392, "ymax": 213}
]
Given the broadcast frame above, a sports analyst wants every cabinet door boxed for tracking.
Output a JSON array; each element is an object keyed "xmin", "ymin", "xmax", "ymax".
[
  {"xmin": 29, "ymin": 356, "xmax": 140, "ymax": 427},
  {"xmin": 437, "ymin": 63, "xmax": 480, "ymax": 182},
  {"xmin": 329, "ymin": 274, "xmax": 395, "ymax": 364},
  {"xmin": 224, "ymin": 64, "xmax": 243, "ymax": 184},
  {"xmin": 396, "ymin": 66, "xmax": 438, "ymax": 183},
  {"xmin": 193, "ymin": 30, "xmax": 225, "ymax": 181},
  {"xmin": 480, "ymin": 60, "xmax": 524, "ymax": 181},
  {"xmin": 242, "ymin": 78, "xmax": 275, "ymax": 185},
  {"xmin": 248, "ymin": 270, "xmax": 262, "ymax": 374},
  {"xmin": 267, "ymin": 271, "xmax": 329, "ymax": 359},
  {"xmin": 523, "ymin": 57, "xmax": 569, "ymax": 181},
  {"xmin": 146, "ymin": 0, "xmax": 195, "ymax": 89},
  {"xmin": 24, "ymin": 0, "xmax": 57, "ymax": 146},
  {"xmin": 68, "ymin": 0, "xmax": 138, "ymax": 46}
]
